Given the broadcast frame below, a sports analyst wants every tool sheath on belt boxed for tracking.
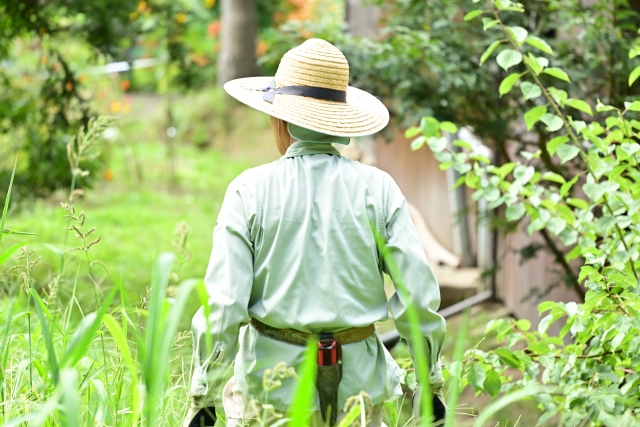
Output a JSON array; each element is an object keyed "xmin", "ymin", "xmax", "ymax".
[{"xmin": 249, "ymin": 318, "xmax": 375, "ymax": 426}]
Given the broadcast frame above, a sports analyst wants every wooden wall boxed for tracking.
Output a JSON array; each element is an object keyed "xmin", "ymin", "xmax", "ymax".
[
  {"xmin": 375, "ymin": 132, "xmax": 456, "ymax": 253},
  {"xmin": 495, "ymin": 225, "xmax": 581, "ymax": 328},
  {"xmin": 373, "ymin": 132, "xmax": 582, "ymax": 326}
]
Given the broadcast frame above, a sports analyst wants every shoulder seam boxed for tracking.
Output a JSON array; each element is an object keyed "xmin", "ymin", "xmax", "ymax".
[{"xmin": 344, "ymin": 160, "xmax": 387, "ymax": 241}]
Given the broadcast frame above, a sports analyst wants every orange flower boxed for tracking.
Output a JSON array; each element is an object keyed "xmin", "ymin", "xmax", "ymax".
[
  {"xmin": 110, "ymin": 101, "xmax": 122, "ymax": 113},
  {"xmin": 272, "ymin": 12, "xmax": 285, "ymax": 24},
  {"xmin": 207, "ymin": 20, "xmax": 221, "ymax": 37},
  {"xmin": 256, "ymin": 40, "xmax": 268, "ymax": 57},
  {"xmin": 189, "ymin": 53, "xmax": 209, "ymax": 67},
  {"xmin": 104, "ymin": 169, "xmax": 114, "ymax": 181},
  {"xmin": 98, "ymin": 89, "xmax": 107, "ymax": 100},
  {"xmin": 78, "ymin": 73, "xmax": 88, "ymax": 83},
  {"xmin": 130, "ymin": 12, "xmax": 138, "ymax": 20},
  {"xmin": 120, "ymin": 79, "xmax": 131, "ymax": 91},
  {"xmin": 175, "ymin": 13, "xmax": 187, "ymax": 24},
  {"xmin": 137, "ymin": 1, "xmax": 147, "ymax": 12},
  {"xmin": 65, "ymin": 81, "xmax": 74, "ymax": 92},
  {"xmin": 289, "ymin": 0, "xmax": 305, "ymax": 7}
]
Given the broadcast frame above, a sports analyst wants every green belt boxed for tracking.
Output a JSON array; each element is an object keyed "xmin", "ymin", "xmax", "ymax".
[{"xmin": 249, "ymin": 318, "xmax": 376, "ymax": 346}]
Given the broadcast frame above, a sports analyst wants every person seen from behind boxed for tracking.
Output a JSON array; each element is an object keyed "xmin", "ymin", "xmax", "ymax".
[{"xmin": 184, "ymin": 39, "xmax": 447, "ymax": 427}]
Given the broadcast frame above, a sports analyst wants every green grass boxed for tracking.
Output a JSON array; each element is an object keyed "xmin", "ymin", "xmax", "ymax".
[{"xmin": 2, "ymin": 94, "xmax": 277, "ymax": 313}]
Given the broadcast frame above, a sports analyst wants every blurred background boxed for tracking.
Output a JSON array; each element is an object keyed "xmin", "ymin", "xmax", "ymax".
[{"xmin": 2, "ymin": 0, "xmax": 640, "ymax": 424}]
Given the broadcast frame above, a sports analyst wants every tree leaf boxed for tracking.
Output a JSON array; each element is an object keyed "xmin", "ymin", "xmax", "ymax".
[
  {"xmin": 516, "ymin": 319, "xmax": 531, "ymax": 331},
  {"xmin": 542, "ymin": 171, "xmax": 566, "ymax": 184},
  {"xmin": 405, "ymin": 126, "xmax": 421, "ymax": 138},
  {"xmin": 548, "ymin": 87, "xmax": 568, "ymax": 106},
  {"xmin": 547, "ymin": 135, "xmax": 569, "ymax": 156},
  {"xmin": 557, "ymin": 144, "xmax": 580, "ymax": 164},
  {"xmin": 567, "ymin": 198, "xmax": 589, "ymax": 210},
  {"xmin": 499, "ymin": 73, "xmax": 522, "ymax": 97},
  {"xmin": 583, "ymin": 182, "xmax": 619, "ymax": 202},
  {"xmin": 484, "ymin": 369, "xmax": 502, "ymax": 398},
  {"xmin": 520, "ymin": 81, "xmax": 542, "ymax": 100},
  {"xmin": 525, "ymin": 53, "xmax": 542, "ymax": 75},
  {"xmin": 506, "ymin": 203, "xmax": 526, "ymax": 221},
  {"xmin": 626, "ymin": 101, "xmax": 640, "ymax": 112},
  {"xmin": 560, "ymin": 174, "xmax": 580, "ymax": 197},
  {"xmin": 496, "ymin": 49, "xmax": 523, "ymax": 71},
  {"xmin": 468, "ymin": 364, "xmax": 487, "ymax": 393},
  {"xmin": 524, "ymin": 36, "xmax": 554, "ymax": 55},
  {"xmin": 410, "ymin": 136, "xmax": 426, "ymax": 151},
  {"xmin": 440, "ymin": 121, "xmax": 458, "ymax": 134},
  {"xmin": 453, "ymin": 139, "xmax": 472, "ymax": 149},
  {"xmin": 480, "ymin": 40, "xmax": 504, "ymax": 66},
  {"xmin": 464, "ymin": 9, "xmax": 485, "ymax": 21},
  {"xmin": 541, "ymin": 113, "xmax": 564, "ymax": 132},
  {"xmin": 524, "ymin": 106, "xmax": 547, "ymax": 131},
  {"xmin": 565, "ymin": 99, "xmax": 593, "ymax": 116},
  {"xmin": 513, "ymin": 165, "xmax": 535, "ymax": 184},
  {"xmin": 495, "ymin": 348, "xmax": 522, "ymax": 368},
  {"xmin": 482, "ymin": 17, "xmax": 500, "ymax": 30},
  {"xmin": 629, "ymin": 65, "xmax": 640, "ymax": 87},
  {"xmin": 543, "ymin": 67, "xmax": 571, "ymax": 82},
  {"xmin": 508, "ymin": 26, "xmax": 528, "ymax": 46}
]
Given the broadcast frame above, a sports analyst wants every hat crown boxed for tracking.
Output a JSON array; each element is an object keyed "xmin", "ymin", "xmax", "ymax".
[{"xmin": 275, "ymin": 39, "xmax": 349, "ymax": 92}]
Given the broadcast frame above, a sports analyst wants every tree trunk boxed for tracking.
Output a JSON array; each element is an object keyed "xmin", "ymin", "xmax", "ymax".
[
  {"xmin": 345, "ymin": 0, "xmax": 380, "ymax": 39},
  {"xmin": 217, "ymin": 0, "xmax": 259, "ymax": 86}
]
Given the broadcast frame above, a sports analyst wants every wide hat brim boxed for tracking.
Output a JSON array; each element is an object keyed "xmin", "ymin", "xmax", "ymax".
[{"xmin": 224, "ymin": 76, "xmax": 390, "ymax": 138}]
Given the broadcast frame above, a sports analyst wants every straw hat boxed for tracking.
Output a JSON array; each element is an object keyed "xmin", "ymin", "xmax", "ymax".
[{"xmin": 223, "ymin": 38, "xmax": 389, "ymax": 137}]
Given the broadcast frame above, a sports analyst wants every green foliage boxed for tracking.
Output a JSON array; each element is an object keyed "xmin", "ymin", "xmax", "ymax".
[{"xmin": 411, "ymin": 0, "xmax": 640, "ymax": 424}]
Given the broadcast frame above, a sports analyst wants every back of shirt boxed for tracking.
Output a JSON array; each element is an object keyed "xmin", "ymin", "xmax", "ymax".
[
  {"xmin": 189, "ymin": 141, "xmax": 445, "ymax": 411},
  {"xmin": 250, "ymin": 144, "xmax": 389, "ymax": 332}
]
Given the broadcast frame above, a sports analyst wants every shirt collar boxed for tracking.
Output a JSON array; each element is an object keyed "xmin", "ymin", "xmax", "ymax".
[{"xmin": 284, "ymin": 141, "xmax": 341, "ymax": 158}]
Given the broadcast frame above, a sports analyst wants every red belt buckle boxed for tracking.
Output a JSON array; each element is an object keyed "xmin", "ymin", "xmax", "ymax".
[{"xmin": 317, "ymin": 340, "xmax": 338, "ymax": 366}]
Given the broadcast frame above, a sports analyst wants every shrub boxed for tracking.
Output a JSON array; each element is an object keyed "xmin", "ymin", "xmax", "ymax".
[{"xmin": 409, "ymin": 0, "xmax": 640, "ymax": 424}]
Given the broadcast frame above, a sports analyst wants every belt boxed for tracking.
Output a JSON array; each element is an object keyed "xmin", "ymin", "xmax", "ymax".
[
  {"xmin": 249, "ymin": 318, "xmax": 376, "ymax": 346},
  {"xmin": 249, "ymin": 318, "xmax": 376, "ymax": 426}
]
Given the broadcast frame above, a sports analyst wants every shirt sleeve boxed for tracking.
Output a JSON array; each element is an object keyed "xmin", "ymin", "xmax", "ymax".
[
  {"xmin": 381, "ymin": 175, "xmax": 446, "ymax": 385},
  {"xmin": 189, "ymin": 174, "xmax": 255, "ymax": 401}
]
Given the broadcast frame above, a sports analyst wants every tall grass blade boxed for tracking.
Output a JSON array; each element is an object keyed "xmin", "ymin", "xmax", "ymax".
[
  {"xmin": 59, "ymin": 369, "xmax": 81, "ymax": 427},
  {"xmin": 3, "ymin": 396, "xmax": 59, "ymax": 427},
  {"xmin": 287, "ymin": 339, "xmax": 318, "ymax": 427},
  {"xmin": 60, "ymin": 287, "xmax": 117, "ymax": 368},
  {"xmin": 103, "ymin": 314, "xmax": 136, "ymax": 371},
  {"xmin": 31, "ymin": 288, "xmax": 60, "ymax": 383},
  {"xmin": 382, "ymin": 399, "xmax": 399, "ymax": 427},
  {"xmin": 444, "ymin": 309, "xmax": 470, "ymax": 427},
  {"xmin": 472, "ymin": 383, "xmax": 544, "ymax": 427},
  {"xmin": 0, "ymin": 156, "xmax": 17, "ymax": 246},
  {"xmin": 0, "ymin": 243, "xmax": 23, "ymax": 265},
  {"xmin": 143, "ymin": 252, "xmax": 201, "ymax": 426},
  {"xmin": 372, "ymin": 228, "xmax": 433, "ymax": 425}
]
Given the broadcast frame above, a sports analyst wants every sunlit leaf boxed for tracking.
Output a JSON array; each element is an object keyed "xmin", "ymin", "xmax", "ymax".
[
  {"xmin": 524, "ymin": 36, "xmax": 554, "ymax": 55},
  {"xmin": 480, "ymin": 40, "xmax": 504, "ymax": 66},
  {"xmin": 499, "ymin": 73, "xmax": 522, "ymax": 97},
  {"xmin": 464, "ymin": 10, "xmax": 485, "ymax": 21},
  {"xmin": 524, "ymin": 106, "xmax": 547, "ymax": 131},
  {"xmin": 520, "ymin": 81, "xmax": 542, "ymax": 100},
  {"xmin": 543, "ymin": 67, "xmax": 571, "ymax": 82},
  {"xmin": 565, "ymin": 99, "xmax": 593, "ymax": 116},
  {"xmin": 496, "ymin": 49, "xmax": 523, "ymax": 71},
  {"xmin": 629, "ymin": 65, "xmax": 640, "ymax": 87}
]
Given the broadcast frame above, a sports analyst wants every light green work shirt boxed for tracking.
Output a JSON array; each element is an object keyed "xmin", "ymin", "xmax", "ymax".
[{"xmin": 190, "ymin": 140, "xmax": 446, "ymax": 411}]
